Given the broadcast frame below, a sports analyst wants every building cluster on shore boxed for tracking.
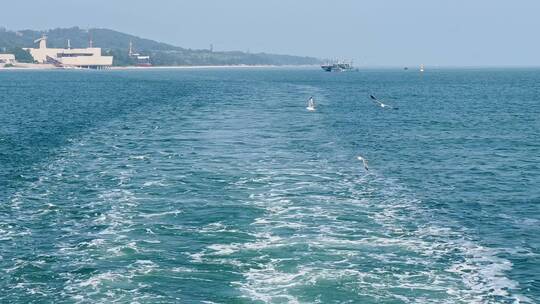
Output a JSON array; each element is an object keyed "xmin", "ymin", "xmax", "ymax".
[
  {"xmin": 0, "ymin": 36, "xmax": 152, "ymax": 69},
  {"xmin": 22, "ymin": 36, "xmax": 113, "ymax": 69}
]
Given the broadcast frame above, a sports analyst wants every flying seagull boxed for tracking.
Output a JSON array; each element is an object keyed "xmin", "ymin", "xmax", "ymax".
[
  {"xmin": 369, "ymin": 95, "xmax": 398, "ymax": 110},
  {"xmin": 357, "ymin": 155, "xmax": 369, "ymax": 171}
]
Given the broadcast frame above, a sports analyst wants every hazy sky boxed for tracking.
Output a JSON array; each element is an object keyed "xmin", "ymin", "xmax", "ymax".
[{"xmin": 4, "ymin": 0, "xmax": 540, "ymax": 66}]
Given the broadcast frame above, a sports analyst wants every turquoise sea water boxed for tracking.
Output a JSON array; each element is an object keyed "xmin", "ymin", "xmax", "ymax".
[{"xmin": 0, "ymin": 68, "xmax": 539, "ymax": 303}]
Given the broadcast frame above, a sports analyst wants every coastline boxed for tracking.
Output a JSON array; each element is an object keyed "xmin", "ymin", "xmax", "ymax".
[
  {"xmin": 1, "ymin": 64, "xmax": 318, "ymax": 71},
  {"xmin": 110, "ymin": 64, "xmax": 317, "ymax": 70},
  {"xmin": 5, "ymin": 64, "xmax": 540, "ymax": 72},
  {"xmin": 0, "ymin": 63, "xmax": 57, "ymax": 70}
]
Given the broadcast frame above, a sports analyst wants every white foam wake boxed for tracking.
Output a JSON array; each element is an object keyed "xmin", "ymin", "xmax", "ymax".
[{"xmin": 191, "ymin": 167, "xmax": 532, "ymax": 303}]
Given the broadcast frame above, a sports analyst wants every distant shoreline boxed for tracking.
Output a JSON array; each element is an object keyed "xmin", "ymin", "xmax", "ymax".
[
  {"xmin": 0, "ymin": 64, "xmax": 318, "ymax": 71},
  {"xmin": 4, "ymin": 64, "xmax": 540, "ymax": 71},
  {"xmin": 111, "ymin": 65, "xmax": 318, "ymax": 70},
  {"xmin": 0, "ymin": 63, "xmax": 57, "ymax": 70}
]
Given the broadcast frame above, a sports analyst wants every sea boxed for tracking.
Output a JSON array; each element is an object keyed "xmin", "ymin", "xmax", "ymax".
[{"xmin": 0, "ymin": 67, "xmax": 538, "ymax": 303}]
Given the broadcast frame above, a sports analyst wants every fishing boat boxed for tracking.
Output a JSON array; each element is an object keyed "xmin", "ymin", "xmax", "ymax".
[{"xmin": 321, "ymin": 60, "xmax": 357, "ymax": 72}]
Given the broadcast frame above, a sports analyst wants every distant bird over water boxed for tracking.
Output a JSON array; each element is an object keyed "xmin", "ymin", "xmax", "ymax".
[
  {"xmin": 357, "ymin": 155, "xmax": 369, "ymax": 171},
  {"xmin": 369, "ymin": 95, "xmax": 398, "ymax": 110}
]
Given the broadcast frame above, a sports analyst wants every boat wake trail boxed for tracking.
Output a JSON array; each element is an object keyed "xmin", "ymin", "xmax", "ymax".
[{"xmin": 192, "ymin": 164, "xmax": 531, "ymax": 303}]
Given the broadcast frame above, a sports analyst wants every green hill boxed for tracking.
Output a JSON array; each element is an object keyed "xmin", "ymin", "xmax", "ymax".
[{"xmin": 0, "ymin": 26, "xmax": 321, "ymax": 66}]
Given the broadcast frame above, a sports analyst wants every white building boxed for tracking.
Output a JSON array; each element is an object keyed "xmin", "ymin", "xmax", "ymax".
[
  {"xmin": 128, "ymin": 40, "xmax": 151, "ymax": 66},
  {"xmin": 0, "ymin": 54, "xmax": 16, "ymax": 65},
  {"xmin": 24, "ymin": 36, "xmax": 113, "ymax": 69}
]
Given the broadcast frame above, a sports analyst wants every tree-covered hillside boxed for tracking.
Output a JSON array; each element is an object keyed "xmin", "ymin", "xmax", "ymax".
[{"xmin": 0, "ymin": 27, "xmax": 321, "ymax": 66}]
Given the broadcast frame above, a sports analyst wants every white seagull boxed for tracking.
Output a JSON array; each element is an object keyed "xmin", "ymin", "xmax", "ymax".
[
  {"xmin": 369, "ymin": 95, "xmax": 398, "ymax": 110},
  {"xmin": 306, "ymin": 96, "xmax": 316, "ymax": 111},
  {"xmin": 357, "ymin": 155, "xmax": 369, "ymax": 171}
]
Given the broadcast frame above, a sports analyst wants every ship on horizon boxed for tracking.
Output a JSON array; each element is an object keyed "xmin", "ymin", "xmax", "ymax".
[{"xmin": 321, "ymin": 60, "xmax": 357, "ymax": 72}]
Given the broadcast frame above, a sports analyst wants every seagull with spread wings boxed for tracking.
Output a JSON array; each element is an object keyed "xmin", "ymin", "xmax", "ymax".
[{"xmin": 369, "ymin": 95, "xmax": 398, "ymax": 110}]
